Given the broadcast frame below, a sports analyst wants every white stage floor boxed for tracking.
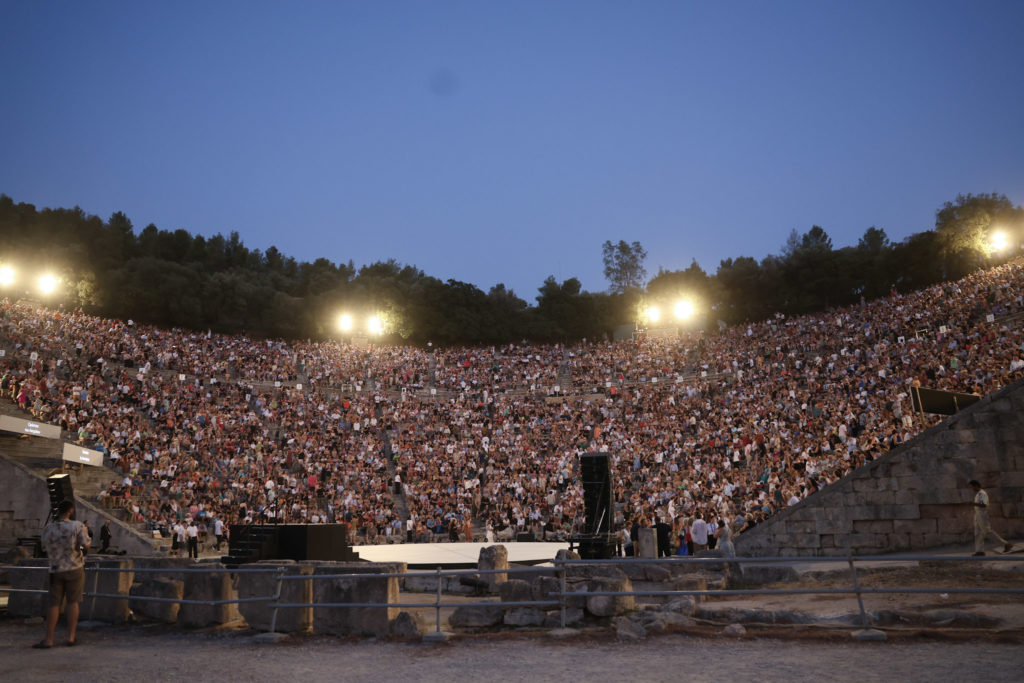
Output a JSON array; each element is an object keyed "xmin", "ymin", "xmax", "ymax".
[{"xmin": 352, "ymin": 541, "xmax": 570, "ymax": 567}]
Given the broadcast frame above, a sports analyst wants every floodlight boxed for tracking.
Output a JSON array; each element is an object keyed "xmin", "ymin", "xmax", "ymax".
[
  {"xmin": 0, "ymin": 266, "xmax": 14, "ymax": 287},
  {"xmin": 990, "ymin": 231, "xmax": 1009, "ymax": 253},
  {"xmin": 38, "ymin": 273, "xmax": 59, "ymax": 295},
  {"xmin": 674, "ymin": 299, "xmax": 695, "ymax": 320},
  {"xmin": 646, "ymin": 306, "xmax": 661, "ymax": 323},
  {"xmin": 367, "ymin": 315, "xmax": 383, "ymax": 335},
  {"xmin": 338, "ymin": 313, "xmax": 353, "ymax": 332}
]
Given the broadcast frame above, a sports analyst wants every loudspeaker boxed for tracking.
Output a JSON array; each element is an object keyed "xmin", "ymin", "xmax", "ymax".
[
  {"xmin": 46, "ymin": 473, "xmax": 74, "ymax": 519},
  {"xmin": 580, "ymin": 453, "xmax": 612, "ymax": 535}
]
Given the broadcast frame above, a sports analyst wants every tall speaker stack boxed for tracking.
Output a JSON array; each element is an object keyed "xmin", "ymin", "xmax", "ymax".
[{"xmin": 574, "ymin": 452, "xmax": 617, "ymax": 559}]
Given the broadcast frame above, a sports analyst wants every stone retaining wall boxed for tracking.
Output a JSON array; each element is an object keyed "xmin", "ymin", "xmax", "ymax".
[
  {"xmin": 0, "ymin": 451, "xmax": 159, "ymax": 555},
  {"xmin": 735, "ymin": 378, "xmax": 1024, "ymax": 557}
]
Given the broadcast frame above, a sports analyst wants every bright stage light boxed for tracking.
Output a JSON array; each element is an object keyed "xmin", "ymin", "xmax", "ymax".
[
  {"xmin": 646, "ymin": 306, "xmax": 661, "ymax": 324},
  {"xmin": 338, "ymin": 313, "xmax": 353, "ymax": 332},
  {"xmin": 38, "ymin": 273, "xmax": 59, "ymax": 295},
  {"xmin": 367, "ymin": 315, "xmax": 383, "ymax": 335},
  {"xmin": 0, "ymin": 266, "xmax": 14, "ymax": 287},
  {"xmin": 990, "ymin": 231, "xmax": 1009, "ymax": 253},
  {"xmin": 674, "ymin": 299, "xmax": 695, "ymax": 320}
]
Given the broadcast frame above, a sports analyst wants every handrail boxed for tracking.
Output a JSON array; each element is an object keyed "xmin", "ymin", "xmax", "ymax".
[{"xmin": 3, "ymin": 554, "xmax": 1021, "ymax": 637}]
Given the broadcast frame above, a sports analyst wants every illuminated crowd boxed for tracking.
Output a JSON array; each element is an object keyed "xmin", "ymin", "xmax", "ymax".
[{"xmin": 1, "ymin": 260, "xmax": 1023, "ymax": 549}]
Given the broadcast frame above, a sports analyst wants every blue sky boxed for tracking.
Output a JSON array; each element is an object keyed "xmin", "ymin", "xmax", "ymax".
[{"xmin": 2, "ymin": 1, "xmax": 1022, "ymax": 301}]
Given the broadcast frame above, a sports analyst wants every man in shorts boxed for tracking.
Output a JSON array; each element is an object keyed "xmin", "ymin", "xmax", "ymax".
[{"xmin": 35, "ymin": 500, "xmax": 90, "ymax": 648}]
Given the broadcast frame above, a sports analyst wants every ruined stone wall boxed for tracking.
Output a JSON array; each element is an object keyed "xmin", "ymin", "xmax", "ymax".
[
  {"xmin": 0, "ymin": 451, "xmax": 159, "ymax": 555},
  {"xmin": 735, "ymin": 377, "xmax": 1024, "ymax": 557}
]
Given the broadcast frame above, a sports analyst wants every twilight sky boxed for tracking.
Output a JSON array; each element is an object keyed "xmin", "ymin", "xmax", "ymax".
[{"xmin": 2, "ymin": 1, "xmax": 1022, "ymax": 301}]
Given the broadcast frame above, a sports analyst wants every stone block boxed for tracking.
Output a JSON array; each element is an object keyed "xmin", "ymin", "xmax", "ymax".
[
  {"xmin": 504, "ymin": 607, "xmax": 545, "ymax": 626},
  {"xmin": 499, "ymin": 579, "xmax": 532, "ymax": 603},
  {"xmin": 477, "ymin": 545, "xmax": 508, "ymax": 589},
  {"xmin": 84, "ymin": 558, "xmax": 133, "ymax": 622},
  {"xmin": 893, "ymin": 519, "xmax": 936, "ymax": 535},
  {"xmin": 1000, "ymin": 471, "xmax": 1024, "ymax": 487},
  {"xmin": 615, "ymin": 615, "xmax": 647, "ymax": 640},
  {"xmin": 814, "ymin": 519, "xmax": 845, "ymax": 535},
  {"xmin": 636, "ymin": 527, "xmax": 657, "ymax": 558},
  {"xmin": 236, "ymin": 561, "xmax": 313, "ymax": 633},
  {"xmin": 449, "ymin": 604, "xmax": 503, "ymax": 628},
  {"xmin": 851, "ymin": 478, "xmax": 878, "ymax": 493},
  {"xmin": 7, "ymin": 559, "xmax": 50, "ymax": 618},
  {"xmin": 915, "ymin": 489, "xmax": 964, "ymax": 505},
  {"xmin": 389, "ymin": 611, "xmax": 424, "ymax": 638},
  {"xmin": 889, "ymin": 532, "xmax": 911, "ymax": 550},
  {"xmin": 312, "ymin": 562, "xmax": 402, "ymax": 637},
  {"xmin": 130, "ymin": 577, "xmax": 184, "ymax": 623},
  {"xmin": 788, "ymin": 520, "xmax": 816, "ymax": 534},
  {"xmin": 847, "ymin": 533, "xmax": 881, "ymax": 549},
  {"xmin": 532, "ymin": 575, "xmax": 562, "ymax": 605},
  {"xmin": 585, "ymin": 575, "xmax": 635, "ymax": 617},
  {"xmin": 852, "ymin": 520, "xmax": 892, "ymax": 534},
  {"xmin": 180, "ymin": 567, "xmax": 241, "ymax": 628},
  {"xmin": 543, "ymin": 607, "xmax": 584, "ymax": 628},
  {"xmin": 565, "ymin": 563, "xmax": 628, "ymax": 583},
  {"xmin": 663, "ymin": 595, "xmax": 697, "ymax": 615}
]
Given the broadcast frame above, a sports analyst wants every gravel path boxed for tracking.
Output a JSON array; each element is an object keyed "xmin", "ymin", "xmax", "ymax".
[{"xmin": 3, "ymin": 622, "xmax": 1023, "ymax": 683}]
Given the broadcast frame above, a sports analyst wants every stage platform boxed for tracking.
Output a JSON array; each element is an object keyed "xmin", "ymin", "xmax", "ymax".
[{"xmin": 352, "ymin": 541, "xmax": 570, "ymax": 569}]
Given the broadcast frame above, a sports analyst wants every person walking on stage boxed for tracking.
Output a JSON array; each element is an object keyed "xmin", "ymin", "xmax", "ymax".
[
  {"xmin": 34, "ymin": 500, "xmax": 90, "ymax": 648},
  {"xmin": 969, "ymin": 480, "xmax": 1012, "ymax": 556}
]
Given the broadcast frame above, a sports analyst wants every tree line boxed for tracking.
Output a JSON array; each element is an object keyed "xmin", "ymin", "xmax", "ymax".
[{"xmin": 0, "ymin": 192, "xmax": 1020, "ymax": 345}]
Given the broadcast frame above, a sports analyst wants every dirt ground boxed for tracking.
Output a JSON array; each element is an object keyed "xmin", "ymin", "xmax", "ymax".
[{"xmin": 3, "ymin": 620, "xmax": 1024, "ymax": 683}]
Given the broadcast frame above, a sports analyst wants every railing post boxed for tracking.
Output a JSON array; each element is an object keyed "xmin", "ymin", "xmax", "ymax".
[
  {"xmin": 268, "ymin": 568, "xmax": 285, "ymax": 634},
  {"xmin": 559, "ymin": 559, "xmax": 567, "ymax": 629},
  {"xmin": 435, "ymin": 566, "xmax": 442, "ymax": 633},
  {"xmin": 88, "ymin": 565, "xmax": 100, "ymax": 622},
  {"xmin": 847, "ymin": 556, "xmax": 869, "ymax": 626}
]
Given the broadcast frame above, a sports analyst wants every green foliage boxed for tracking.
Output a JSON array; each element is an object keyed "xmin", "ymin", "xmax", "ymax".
[
  {"xmin": 602, "ymin": 240, "xmax": 647, "ymax": 293},
  {"xmin": 935, "ymin": 193, "xmax": 1024, "ymax": 278},
  {"xmin": 1, "ymin": 191, "xmax": 1019, "ymax": 345}
]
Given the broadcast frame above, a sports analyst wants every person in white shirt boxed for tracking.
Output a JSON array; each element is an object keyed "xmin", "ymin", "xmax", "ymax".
[
  {"xmin": 690, "ymin": 514, "xmax": 709, "ymax": 552},
  {"xmin": 186, "ymin": 520, "xmax": 199, "ymax": 559},
  {"xmin": 213, "ymin": 517, "xmax": 224, "ymax": 550},
  {"xmin": 172, "ymin": 522, "xmax": 186, "ymax": 557},
  {"xmin": 969, "ymin": 480, "xmax": 1012, "ymax": 556}
]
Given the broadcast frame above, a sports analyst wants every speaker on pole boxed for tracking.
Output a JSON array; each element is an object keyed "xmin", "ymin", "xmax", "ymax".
[{"xmin": 47, "ymin": 473, "xmax": 74, "ymax": 519}]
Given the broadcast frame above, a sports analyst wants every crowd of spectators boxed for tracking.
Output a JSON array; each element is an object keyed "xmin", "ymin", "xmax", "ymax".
[{"xmin": 1, "ymin": 260, "xmax": 1022, "ymax": 551}]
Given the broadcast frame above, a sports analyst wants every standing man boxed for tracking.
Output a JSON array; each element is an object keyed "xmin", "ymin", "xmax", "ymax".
[
  {"xmin": 35, "ymin": 500, "xmax": 90, "ymax": 648},
  {"xmin": 186, "ymin": 518, "xmax": 200, "ymax": 559},
  {"xmin": 172, "ymin": 520, "xmax": 186, "ymax": 557},
  {"xmin": 690, "ymin": 513, "xmax": 709, "ymax": 554},
  {"xmin": 213, "ymin": 516, "xmax": 224, "ymax": 551},
  {"xmin": 969, "ymin": 480, "xmax": 1013, "ymax": 556}
]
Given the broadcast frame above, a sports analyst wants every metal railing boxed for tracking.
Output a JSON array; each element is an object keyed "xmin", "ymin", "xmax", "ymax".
[{"xmin": 2, "ymin": 554, "xmax": 1022, "ymax": 636}]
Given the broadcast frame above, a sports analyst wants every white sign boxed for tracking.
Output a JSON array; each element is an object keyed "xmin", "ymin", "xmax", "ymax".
[
  {"xmin": 0, "ymin": 415, "xmax": 62, "ymax": 439},
  {"xmin": 179, "ymin": 374, "xmax": 186, "ymax": 381},
  {"xmin": 986, "ymin": 314, "xmax": 995, "ymax": 323},
  {"xmin": 274, "ymin": 381, "xmax": 281, "ymax": 388},
  {"xmin": 62, "ymin": 442, "xmax": 103, "ymax": 467},
  {"xmin": 30, "ymin": 352, "xmax": 38, "ymax": 362},
  {"xmin": 0, "ymin": 349, "xmax": 5, "ymax": 357},
  {"xmin": 296, "ymin": 384, "xmax": 302, "ymax": 391}
]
